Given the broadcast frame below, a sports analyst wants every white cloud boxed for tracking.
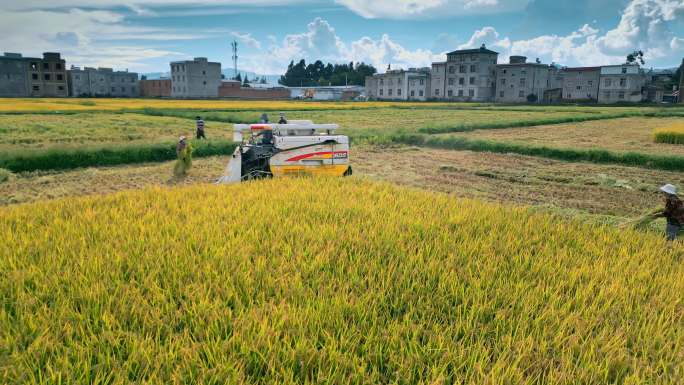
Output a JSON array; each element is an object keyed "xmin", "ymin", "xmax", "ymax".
[
  {"xmin": 231, "ymin": 32, "xmax": 262, "ymax": 49},
  {"xmin": 239, "ymin": 17, "xmax": 441, "ymax": 74},
  {"xmin": 334, "ymin": 0, "xmax": 524, "ymax": 19},
  {"xmin": 0, "ymin": 9, "xmax": 187, "ymax": 71},
  {"xmin": 458, "ymin": 0, "xmax": 684, "ymax": 66}
]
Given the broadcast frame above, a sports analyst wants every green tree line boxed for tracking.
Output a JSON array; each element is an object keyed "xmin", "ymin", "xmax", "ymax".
[{"xmin": 279, "ymin": 59, "xmax": 376, "ymax": 87}]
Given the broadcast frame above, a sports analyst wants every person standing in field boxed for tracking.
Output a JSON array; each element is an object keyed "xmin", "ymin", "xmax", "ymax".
[
  {"xmin": 654, "ymin": 184, "xmax": 684, "ymax": 241},
  {"xmin": 196, "ymin": 116, "xmax": 206, "ymax": 139},
  {"xmin": 174, "ymin": 136, "xmax": 193, "ymax": 177},
  {"xmin": 259, "ymin": 113, "xmax": 269, "ymax": 123},
  {"xmin": 278, "ymin": 112, "xmax": 287, "ymax": 124}
]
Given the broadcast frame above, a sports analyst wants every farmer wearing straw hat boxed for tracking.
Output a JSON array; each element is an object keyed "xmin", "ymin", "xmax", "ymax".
[{"xmin": 654, "ymin": 184, "xmax": 684, "ymax": 241}]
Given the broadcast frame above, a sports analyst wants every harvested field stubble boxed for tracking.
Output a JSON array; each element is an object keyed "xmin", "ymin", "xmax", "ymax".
[{"xmin": 1, "ymin": 178, "xmax": 683, "ymax": 384}]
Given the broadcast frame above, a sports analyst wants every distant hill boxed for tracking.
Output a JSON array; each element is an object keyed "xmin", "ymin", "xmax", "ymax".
[{"xmin": 141, "ymin": 69, "xmax": 280, "ymax": 85}]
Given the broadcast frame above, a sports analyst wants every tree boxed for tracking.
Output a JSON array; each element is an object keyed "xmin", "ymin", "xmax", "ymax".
[
  {"xmin": 243, "ymin": 75, "xmax": 250, "ymax": 87},
  {"xmin": 626, "ymin": 50, "xmax": 645, "ymax": 65},
  {"xmin": 278, "ymin": 59, "xmax": 377, "ymax": 87},
  {"xmin": 233, "ymin": 73, "xmax": 242, "ymax": 82}
]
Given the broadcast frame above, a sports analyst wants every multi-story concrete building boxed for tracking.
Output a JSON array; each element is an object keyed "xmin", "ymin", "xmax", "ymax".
[
  {"xmin": 25, "ymin": 52, "xmax": 68, "ymax": 97},
  {"xmin": 494, "ymin": 56, "xmax": 553, "ymax": 103},
  {"xmin": 430, "ymin": 44, "xmax": 498, "ymax": 101},
  {"xmin": 365, "ymin": 68, "xmax": 430, "ymax": 101},
  {"xmin": 170, "ymin": 57, "xmax": 222, "ymax": 98},
  {"xmin": 598, "ymin": 64, "xmax": 646, "ymax": 103},
  {"xmin": 0, "ymin": 53, "xmax": 29, "ymax": 97},
  {"xmin": 68, "ymin": 67, "xmax": 139, "ymax": 97},
  {"xmin": 560, "ymin": 67, "xmax": 601, "ymax": 101},
  {"xmin": 680, "ymin": 59, "xmax": 684, "ymax": 104},
  {"xmin": 139, "ymin": 79, "xmax": 171, "ymax": 97}
]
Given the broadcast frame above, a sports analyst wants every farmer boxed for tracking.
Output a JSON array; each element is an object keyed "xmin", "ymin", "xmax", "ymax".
[
  {"xmin": 654, "ymin": 184, "xmax": 684, "ymax": 241},
  {"xmin": 176, "ymin": 136, "xmax": 187, "ymax": 157},
  {"xmin": 278, "ymin": 112, "xmax": 288, "ymax": 124},
  {"xmin": 259, "ymin": 113, "xmax": 269, "ymax": 123},
  {"xmin": 196, "ymin": 116, "xmax": 206, "ymax": 139}
]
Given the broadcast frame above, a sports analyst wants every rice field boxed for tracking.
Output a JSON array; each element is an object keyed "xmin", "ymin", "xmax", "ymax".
[
  {"xmin": 653, "ymin": 122, "xmax": 684, "ymax": 144},
  {"xmin": 2, "ymin": 178, "xmax": 683, "ymax": 384},
  {"xmin": 0, "ymin": 98, "xmax": 472, "ymax": 113},
  {"xmin": 452, "ymin": 117, "xmax": 684, "ymax": 157},
  {"xmin": 0, "ymin": 113, "xmax": 234, "ymax": 151}
]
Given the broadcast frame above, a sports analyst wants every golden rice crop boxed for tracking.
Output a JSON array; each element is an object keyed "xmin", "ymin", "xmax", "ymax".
[
  {"xmin": 0, "ymin": 98, "xmax": 464, "ymax": 113},
  {"xmin": 1, "ymin": 178, "xmax": 683, "ymax": 384},
  {"xmin": 653, "ymin": 122, "xmax": 684, "ymax": 144}
]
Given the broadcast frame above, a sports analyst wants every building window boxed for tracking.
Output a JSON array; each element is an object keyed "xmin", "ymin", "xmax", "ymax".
[
  {"xmin": 521, "ymin": 70, "xmax": 527, "ymax": 75},
  {"xmin": 621, "ymin": 67, "xmax": 627, "ymax": 74},
  {"xmin": 458, "ymin": 90, "xmax": 464, "ymax": 97},
  {"xmin": 588, "ymin": 80, "xmax": 593, "ymax": 86},
  {"xmin": 619, "ymin": 78, "xmax": 626, "ymax": 87},
  {"xmin": 58, "ymin": 86, "xmax": 64, "ymax": 91},
  {"xmin": 435, "ymin": 89, "xmax": 440, "ymax": 95},
  {"xmin": 448, "ymin": 78, "xmax": 455, "ymax": 86},
  {"xmin": 470, "ymin": 55, "xmax": 477, "ymax": 61},
  {"xmin": 380, "ymin": 79, "xmax": 383, "ymax": 85},
  {"xmin": 459, "ymin": 65, "xmax": 466, "ymax": 73},
  {"xmin": 410, "ymin": 90, "xmax": 415, "ymax": 97},
  {"xmin": 74, "ymin": 75, "xmax": 80, "ymax": 80},
  {"xmin": 520, "ymin": 78, "xmax": 526, "ymax": 86},
  {"xmin": 576, "ymin": 85, "xmax": 581, "ymax": 90},
  {"xmin": 111, "ymin": 87, "xmax": 116, "ymax": 92},
  {"xmin": 604, "ymin": 91, "xmax": 611, "ymax": 98},
  {"xmin": 55, "ymin": 63, "xmax": 62, "ymax": 70},
  {"xmin": 410, "ymin": 80, "xmax": 415, "ymax": 86},
  {"xmin": 448, "ymin": 90, "xmax": 453, "ymax": 97},
  {"xmin": 503, "ymin": 69, "xmax": 507, "ymax": 74},
  {"xmin": 419, "ymin": 79, "xmax": 424, "ymax": 85},
  {"xmin": 32, "ymin": 85, "xmax": 40, "ymax": 91},
  {"xmin": 519, "ymin": 90, "xmax": 525, "ymax": 97},
  {"xmin": 202, "ymin": 70, "xmax": 206, "ymax": 75},
  {"xmin": 32, "ymin": 73, "xmax": 38, "ymax": 80},
  {"xmin": 500, "ymin": 91, "xmax": 505, "ymax": 97},
  {"xmin": 419, "ymin": 90, "xmax": 424, "ymax": 97},
  {"xmin": 44, "ymin": 74, "xmax": 50, "ymax": 81},
  {"xmin": 448, "ymin": 66, "xmax": 455, "ymax": 74},
  {"xmin": 397, "ymin": 89, "xmax": 401, "ymax": 95},
  {"xmin": 42, "ymin": 62, "xmax": 49, "ymax": 70},
  {"xmin": 469, "ymin": 89, "xmax": 475, "ymax": 97},
  {"xmin": 459, "ymin": 78, "xmax": 465, "ymax": 85},
  {"xmin": 56, "ymin": 74, "xmax": 63, "ymax": 81},
  {"xmin": 501, "ymin": 78, "xmax": 506, "ymax": 85},
  {"xmin": 379, "ymin": 89, "xmax": 383, "ymax": 96},
  {"xmin": 470, "ymin": 77, "xmax": 476, "ymax": 85},
  {"xmin": 618, "ymin": 91, "xmax": 625, "ymax": 99},
  {"xmin": 30, "ymin": 62, "xmax": 38, "ymax": 70},
  {"xmin": 470, "ymin": 65, "xmax": 477, "ymax": 72},
  {"xmin": 605, "ymin": 79, "xmax": 611, "ymax": 87},
  {"xmin": 388, "ymin": 89, "xmax": 393, "ymax": 96},
  {"xmin": 389, "ymin": 79, "xmax": 393, "ymax": 85}
]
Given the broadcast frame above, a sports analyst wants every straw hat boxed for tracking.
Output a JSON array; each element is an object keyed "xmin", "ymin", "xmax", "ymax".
[{"xmin": 660, "ymin": 184, "xmax": 678, "ymax": 195}]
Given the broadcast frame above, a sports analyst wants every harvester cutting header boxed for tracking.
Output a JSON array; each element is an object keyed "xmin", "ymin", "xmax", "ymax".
[{"xmin": 218, "ymin": 118, "xmax": 351, "ymax": 183}]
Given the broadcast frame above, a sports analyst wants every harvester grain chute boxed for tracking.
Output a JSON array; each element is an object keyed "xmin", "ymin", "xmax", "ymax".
[{"xmin": 217, "ymin": 120, "xmax": 351, "ymax": 183}]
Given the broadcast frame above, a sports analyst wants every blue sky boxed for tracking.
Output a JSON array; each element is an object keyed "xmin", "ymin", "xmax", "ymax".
[{"xmin": 2, "ymin": 0, "xmax": 683, "ymax": 75}]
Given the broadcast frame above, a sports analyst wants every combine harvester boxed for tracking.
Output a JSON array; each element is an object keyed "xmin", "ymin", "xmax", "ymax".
[{"xmin": 218, "ymin": 120, "xmax": 351, "ymax": 183}]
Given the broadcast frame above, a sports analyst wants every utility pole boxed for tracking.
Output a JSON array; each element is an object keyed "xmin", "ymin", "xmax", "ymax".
[{"xmin": 231, "ymin": 40, "xmax": 238, "ymax": 80}]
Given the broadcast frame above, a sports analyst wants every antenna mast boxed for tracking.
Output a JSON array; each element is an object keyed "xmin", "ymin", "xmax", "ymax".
[{"xmin": 231, "ymin": 40, "xmax": 238, "ymax": 79}]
